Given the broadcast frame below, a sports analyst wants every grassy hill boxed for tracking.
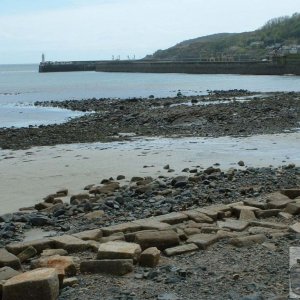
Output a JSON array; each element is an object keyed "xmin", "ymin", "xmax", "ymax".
[{"xmin": 146, "ymin": 13, "xmax": 300, "ymax": 61}]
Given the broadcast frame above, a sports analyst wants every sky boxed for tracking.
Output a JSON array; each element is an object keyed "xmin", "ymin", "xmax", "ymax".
[{"xmin": 0, "ymin": 0, "xmax": 299, "ymax": 64}]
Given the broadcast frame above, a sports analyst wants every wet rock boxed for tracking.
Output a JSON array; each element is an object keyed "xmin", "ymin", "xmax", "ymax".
[
  {"xmin": 56, "ymin": 188, "xmax": 68, "ymax": 197},
  {"xmin": 238, "ymin": 161, "xmax": 245, "ymax": 166},
  {"xmin": 117, "ymin": 175, "xmax": 125, "ymax": 180},
  {"xmin": 29, "ymin": 215, "xmax": 51, "ymax": 226},
  {"xmin": 0, "ymin": 214, "xmax": 13, "ymax": 223},
  {"xmin": 2, "ymin": 268, "xmax": 59, "ymax": 300}
]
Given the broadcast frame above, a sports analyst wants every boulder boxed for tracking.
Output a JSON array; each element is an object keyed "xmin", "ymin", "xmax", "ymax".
[
  {"xmin": 2, "ymin": 268, "xmax": 59, "ymax": 300},
  {"xmin": 80, "ymin": 259, "xmax": 133, "ymax": 276},
  {"xmin": 164, "ymin": 243, "xmax": 198, "ymax": 256},
  {"xmin": 97, "ymin": 241, "xmax": 141, "ymax": 262},
  {"xmin": 135, "ymin": 230, "xmax": 179, "ymax": 250},
  {"xmin": 139, "ymin": 247, "xmax": 161, "ymax": 267},
  {"xmin": 0, "ymin": 249, "xmax": 21, "ymax": 270}
]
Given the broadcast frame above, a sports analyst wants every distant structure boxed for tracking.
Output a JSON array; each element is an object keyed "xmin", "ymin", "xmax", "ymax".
[{"xmin": 41, "ymin": 53, "xmax": 45, "ymax": 63}]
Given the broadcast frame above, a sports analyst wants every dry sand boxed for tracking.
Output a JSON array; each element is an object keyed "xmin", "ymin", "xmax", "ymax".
[{"xmin": 1, "ymin": 132, "xmax": 300, "ymax": 214}]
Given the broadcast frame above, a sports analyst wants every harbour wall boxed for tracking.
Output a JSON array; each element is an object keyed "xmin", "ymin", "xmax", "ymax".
[{"xmin": 39, "ymin": 60, "xmax": 300, "ymax": 75}]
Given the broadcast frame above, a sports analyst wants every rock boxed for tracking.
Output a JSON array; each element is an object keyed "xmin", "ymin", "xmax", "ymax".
[
  {"xmin": 116, "ymin": 175, "xmax": 125, "ymax": 180},
  {"xmin": 255, "ymin": 209, "xmax": 280, "ymax": 218},
  {"xmin": 133, "ymin": 219, "xmax": 171, "ymax": 231},
  {"xmin": 289, "ymin": 223, "xmax": 300, "ymax": 234},
  {"xmin": 164, "ymin": 243, "xmax": 198, "ymax": 256},
  {"xmin": 0, "ymin": 267, "xmax": 20, "ymax": 281},
  {"xmin": 28, "ymin": 215, "xmax": 51, "ymax": 226},
  {"xmin": 184, "ymin": 228, "xmax": 202, "ymax": 236},
  {"xmin": 56, "ymin": 188, "xmax": 68, "ymax": 197},
  {"xmin": 72, "ymin": 229, "xmax": 102, "ymax": 241},
  {"xmin": 6, "ymin": 238, "xmax": 56, "ymax": 255},
  {"xmin": 163, "ymin": 164, "xmax": 170, "ymax": 170},
  {"xmin": 238, "ymin": 160, "xmax": 245, "ymax": 166},
  {"xmin": 230, "ymin": 234, "xmax": 266, "ymax": 247},
  {"xmin": 217, "ymin": 220, "xmax": 249, "ymax": 232},
  {"xmin": 84, "ymin": 210, "xmax": 105, "ymax": 220},
  {"xmin": 41, "ymin": 203, "xmax": 64, "ymax": 214},
  {"xmin": 62, "ymin": 277, "xmax": 78, "ymax": 288},
  {"xmin": 250, "ymin": 221, "xmax": 288, "ymax": 230},
  {"xmin": 284, "ymin": 203, "xmax": 300, "ymax": 215},
  {"xmin": 0, "ymin": 249, "xmax": 21, "ymax": 270},
  {"xmin": 31, "ymin": 255, "xmax": 77, "ymax": 276},
  {"xmin": 195, "ymin": 208, "xmax": 218, "ymax": 220},
  {"xmin": 2, "ymin": 268, "xmax": 59, "ymax": 300},
  {"xmin": 248, "ymin": 227, "xmax": 286, "ymax": 235},
  {"xmin": 279, "ymin": 212, "xmax": 293, "ymax": 219},
  {"xmin": 100, "ymin": 232, "xmax": 125, "ymax": 243},
  {"xmin": 135, "ymin": 230, "xmax": 179, "ymax": 250},
  {"xmin": 183, "ymin": 210, "xmax": 214, "ymax": 223},
  {"xmin": 34, "ymin": 202, "xmax": 53, "ymax": 211},
  {"xmin": 171, "ymin": 176, "xmax": 188, "ymax": 188},
  {"xmin": 70, "ymin": 193, "xmax": 90, "ymax": 205},
  {"xmin": 243, "ymin": 199, "xmax": 267, "ymax": 210},
  {"xmin": 80, "ymin": 259, "xmax": 133, "ymax": 276},
  {"xmin": 97, "ymin": 241, "xmax": 141, "ymax": 262},
  {"xmin": 50, "ymin": 235, "xmax": 90, "ymax": 252},
  {"xmin": 231, "ymin": 205, "xmax": 260, "ymax": 218},
  {"xmin": 281, "ymin": 188, "xmax": 300, "ymax": 199},
  {"xmin": 41, "ymin": 249, "xmax": 68, "ymax": 257},
  {"xmin": 17, "ymin": 246, "xmax": 37, "ymax": 263},
  {"xmin": 139, "ymin": 247, "xmax": 160, "ymax": 267},
  {"xmin": 153, "ymin": 212, "xmax": 189, "ymax": 225},
  {"xmin": 186, "ymin": 234, "xmax": 220, "ymax": 250},
  {"xmin": 0, "ymin": 214, "xmax": 13, "ymax": 223},
  {"xmin": 101, "ymin": 222, "xmax": 142, "ymax": 236},
  {"xmin": 266, "ymin": 192, "xmax": 294, "ymax": 209},
  {"xmin": 239, "ymin": 209, "xmax": 256, "ymax": 221}
]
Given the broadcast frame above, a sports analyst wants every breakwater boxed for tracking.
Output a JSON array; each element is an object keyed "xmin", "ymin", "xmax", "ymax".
[{"xmin": 39, "ymin": 60, "xmax": 300, "ymax": 75}]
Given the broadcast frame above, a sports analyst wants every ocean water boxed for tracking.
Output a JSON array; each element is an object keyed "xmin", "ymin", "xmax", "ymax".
[{"xmin": 1, "ymin": 64, "xmax": 300, "ymax": 128}]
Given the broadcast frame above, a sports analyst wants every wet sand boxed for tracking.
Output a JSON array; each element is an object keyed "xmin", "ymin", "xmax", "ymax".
[{"xmin": 1, "ymin": 132, "xmax": 300, "ymax": 214}]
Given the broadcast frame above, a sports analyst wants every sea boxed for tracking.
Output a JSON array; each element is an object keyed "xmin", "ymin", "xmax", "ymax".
[{"xmin": 1, "ymin": 63, "xmax": 300, "ymax": 128}]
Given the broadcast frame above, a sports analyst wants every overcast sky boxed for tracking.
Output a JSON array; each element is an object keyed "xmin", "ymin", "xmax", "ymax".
[{"xmin": 0, "ymin": 0, "xmax": 299, "ymax": 64}]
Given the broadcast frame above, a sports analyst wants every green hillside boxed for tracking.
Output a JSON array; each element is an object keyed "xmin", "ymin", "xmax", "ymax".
[{"xmin": 146, "ymin": 13, "xmax": 300, "ymax": 61}]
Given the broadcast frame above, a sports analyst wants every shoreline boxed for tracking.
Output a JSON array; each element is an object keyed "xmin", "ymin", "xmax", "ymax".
[{"xmin": 1, "ymin": 132, "xmax": 300, "ymax": 215}]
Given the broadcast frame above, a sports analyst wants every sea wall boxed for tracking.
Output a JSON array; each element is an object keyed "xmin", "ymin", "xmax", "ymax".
[{"xmin": 95, "ymin": 61, "xmax": 300, "ymax": 75}]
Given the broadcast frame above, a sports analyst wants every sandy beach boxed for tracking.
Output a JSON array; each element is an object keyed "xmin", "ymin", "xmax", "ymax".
[{"xmin": 1, "ymin": 132, "xmax": 300, "ymax": 214}]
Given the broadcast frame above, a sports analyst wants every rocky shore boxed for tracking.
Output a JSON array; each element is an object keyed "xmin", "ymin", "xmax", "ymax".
[
  {"xmin": 1, "ymin": 90, "xmax": 300, "ymax": 299},
  {"xmin": 0, "ymin": 90, "xmax": 299, "ymax": 150},
  {"xmin": 1, "ymin": 164, "xmax": 300, "ymax": 299}
]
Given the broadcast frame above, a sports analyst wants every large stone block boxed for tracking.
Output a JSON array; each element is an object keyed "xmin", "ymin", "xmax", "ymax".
[
  {"xmin": 153, "ymin": 212, "xmax": 189, "ymax": 225},
  {"xmin": 230, "ymin": 234, "xmax": 266, "ymax": 247},
  {"xmin": 2, "ymin": 268, "xmax": 59, "ymax": 300},
  {"xmin": 134, "ymin": 230, "xmax": 179, "ymax": 250},
  {"xmin": 0, "ymin": 249, "xmax": 21, "ymax": 270},
  {"xmin": 80, "ymin": 259, "xmax": 133, "ymax": 276},
  {"xmin": 164, "ymin": 243, "xmax": 198, "ymax": 256},
  {"xmin": 266, "ymin": 192, "xmax": 294, "ymax": 209},
  {"xmin": 72, "ymin": 229, "xmax": 103, "ymax": 241},
  {"xmin": 6, "ymin": 238, "xmax": 55, "ymax": 255},
  {"xmin": 97, "ymin": 241, "xmax": 141, "ymax": 262},
  {"xmin": 50, "ymin": 235, "xmax": 90, "ymax": 252},
  {"xmin": 139, "ymin": 247, "xmax": 160, "ymax": 267},
  {"xmin": 31, "ymin": 255, "xmax": 77, "ymax": 276},
  {"xmin": 0, "ymin": 267, "xmax": 20, "ymax": 281},
  {"xmin": 101, "ymin": 222, "xmax": 142, "ymax": 236},
  {"xmin": 186, "ymin": 234, "xmax": 219, "ymax": 250}
]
